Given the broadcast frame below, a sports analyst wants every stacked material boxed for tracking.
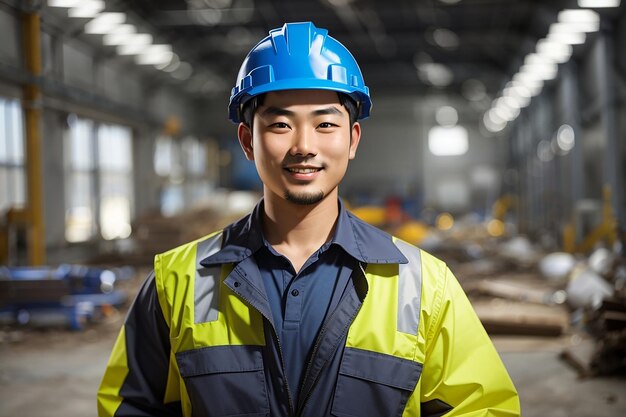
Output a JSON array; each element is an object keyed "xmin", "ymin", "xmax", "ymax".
[
  {"xmin": 429, "ymin": 223, "xmax": 625, "ymax": 377},
  {"xmin": 560, "ymin": 249, "xmax": 626, "ymax": 377}
]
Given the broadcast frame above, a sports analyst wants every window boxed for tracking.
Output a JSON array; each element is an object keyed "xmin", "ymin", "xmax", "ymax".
[
  {"xmin": 65, "ymin": 116, "xmax": 134, "ymax": 242},
  {"xmin": 154, "ymin": 134, "xmax": 184, "ymax": 216},
  {"xmin": 64, "ymin": 116, "xmax": 96, "ymax": 242},
  {"xmin": 154, "ymin": 134, "xmax": 213, "ymax": 216},
  {"xmin": 0, "ymin": 97, "xmax": 25, "ymax": 213},
  {"xmin": 98, "ymin": 124, "xmax": 133, "ymax": 240},
  {"xmin": 182, "ymin": 136, "xmax": 211, "ymax": 206}
]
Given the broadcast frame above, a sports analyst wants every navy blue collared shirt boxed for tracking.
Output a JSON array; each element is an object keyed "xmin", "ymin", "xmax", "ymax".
[{"xmin": 253, "ymin": 201, "xmax": 360, "ymax": 402}]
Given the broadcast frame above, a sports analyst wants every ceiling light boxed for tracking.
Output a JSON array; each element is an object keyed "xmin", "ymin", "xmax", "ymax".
[
  {"xmin": 536, "ymin": 39, "xmax": 572, "ymax": 63},
  {"xmin": 155, "ymin": 53, "xmax": 181, "ymax": 72},
  {"xmin": 525, "ymin": 53, "xmax": 554, "ymax": 66},
  {"xmin": 549, "ymin": 22, "xmax": 591, "ymax": 39},
  {"xmin": 48, "ymin": 0, "xmax": 81, "ymax": 7},
  {"xmin": 558, "ymin": 9, "xmax": 600, "ymax": 32},
  {"xmin": 527, "ymin": 84, "xmax": 543, "ymax": 96},
  {"xmin": 487, "ymin": 108, "xmax": 506, "ymax": 125},
  {"xmin": 537, "ymin": 140, "xmax": 554, "ymax": 162},
  {"xmin": 428, "ymin": 126, "xmax": 468, "ymax": 156},
  {"xmin": 496, "ymin": 97, "xmax": 522, "ymax": 114},
  {"xmin": 500, "ymin": 96, "xmax": 523, "ymax": 109},
  {"xmin": 578, "ymin": 0, "xmax": 620, "ymax": 7},
  {"xmin": 503, "ymin": 86, "xmax": 531, "ymax": 106},
  {"xmin": 520, "ymin": 63, "xmax": 558, "ymax": 80},
  {"xmin": 492, "ymin": 106, "xmax": 514, "ymax": 122},
  {"xmin": 484, "ymin": 111, "xmax": 507, "ymax": 133},
  {"xmin": 494, "ymin": 100, "xmax": 520, "ymax": 121},
  {"xmin": 417, "ymin": 63, "xmax": 454, "ymax": 87},
  {"xmin": 135, "ymin": 45, "xmax": 174, "ymax": 66},
  {"xmin": 84, "ymin": 12, "xmax": 126, "ymax": 34},
  {"xmin": 116, "ymin": 34, "xmax": 153, "ymax": 55},
  {"xmin": 68, "ymin": 0, "xmax": 104, "ymax": 18},
  {"xmin": 511, "ymin": 79, "xmax": 543, "ymax": 97},
  {"xmin": 102, "ymin": 24, "xmax": 137, "ymax": 45},
  {"xmin": 547, "ymin": 31, "xmax": 586, "ymax": 45},
  {"xmin": 556, "ymin": 124, "xmax": 576, "ymax": 152},
  {"xmin": 504, "ymin": 82, "xmax": 530, "ymax": 98},
  {"xmin": 513, "ymin": 72, "xmax": 544, "ymax": 87},
  {"xmin": 432, "ymin": 28, "xmax": 459, "ymax": 49},
  {"xmin": 435, "ymin": 106, "xmax": 458, "ymax": 127}
]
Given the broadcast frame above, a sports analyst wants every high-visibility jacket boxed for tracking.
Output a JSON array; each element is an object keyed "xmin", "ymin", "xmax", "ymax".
[{"xmin": 98, "ymin": 209, "xmax": 520, "ymax": 417}]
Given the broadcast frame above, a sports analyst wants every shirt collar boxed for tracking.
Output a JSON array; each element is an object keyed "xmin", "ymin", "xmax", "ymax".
[{"xmin": 200, "ymin": 198, "xmax": 407, "ymax": 267}]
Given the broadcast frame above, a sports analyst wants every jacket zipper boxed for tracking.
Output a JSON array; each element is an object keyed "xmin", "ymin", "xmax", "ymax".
[
  {"xmin": 295, "ymin": 262, "xmax": 368, "ymax": 416},
  {"xmin": 229, "ymin": 274, "xmax": 295, "ymax": 416},
  {"xmin": 296, "ymin": 299, "xmax": 362, "ymax": 416}
]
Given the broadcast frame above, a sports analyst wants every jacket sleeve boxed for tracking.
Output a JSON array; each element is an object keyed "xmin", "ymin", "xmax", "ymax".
[
  {"xmin": 97, "ymin": 271, "xmax": 183, "ymax": 417},
  {"xmin": 419, "ymin": 267, "xmax": 520, "ymax": 417}
]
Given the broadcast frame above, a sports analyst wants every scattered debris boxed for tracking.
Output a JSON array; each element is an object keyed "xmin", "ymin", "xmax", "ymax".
[
  {"xmin": 538, "ymin": 252, "xmax": 577, "ymax": 284},
  {"xmin": 472, "ymin": 300, "xmax": 569, "ymax": 336}
]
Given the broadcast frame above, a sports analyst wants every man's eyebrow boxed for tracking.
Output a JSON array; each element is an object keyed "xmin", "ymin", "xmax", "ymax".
[
  {"xmin": 260, "ymin": 106, "xmax": 294, "ymax": 117},
  {"xmin": 312, "ymin": 106, "xmax": 343, "ymax": 116}
]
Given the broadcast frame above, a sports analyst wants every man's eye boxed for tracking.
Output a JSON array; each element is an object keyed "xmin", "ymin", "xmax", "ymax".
[
  {"xmin": 318, "ymin": 122, "xmax": 337, "ymax": 129},
  {"xmin": 270, "ymin": 122, "xmax": 290, "ymax": 129}
]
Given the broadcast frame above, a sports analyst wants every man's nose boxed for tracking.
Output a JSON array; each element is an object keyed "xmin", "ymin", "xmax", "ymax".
[{"xmin": 290, "ymin": 128, "xmax": 316, "ymax": 156}]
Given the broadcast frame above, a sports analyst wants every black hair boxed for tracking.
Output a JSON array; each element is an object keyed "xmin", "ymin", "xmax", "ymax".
[{"xmin": 239, "ymin": 92, "xmax": 359, "ymax": 128}]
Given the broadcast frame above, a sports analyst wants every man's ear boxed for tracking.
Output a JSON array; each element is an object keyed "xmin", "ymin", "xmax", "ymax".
[
  {"xmin": 348, "ymin": 122, "xmax": 361, "ymax": 160},
  {"xmin": 237, "ymin": 123, "xmax": 254, "ymax": 161}
]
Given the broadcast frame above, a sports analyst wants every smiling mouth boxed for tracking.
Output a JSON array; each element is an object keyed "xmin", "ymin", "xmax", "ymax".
[{"xmin": 285, "ymin": 167, "xmax": 322, "ymax": 174}]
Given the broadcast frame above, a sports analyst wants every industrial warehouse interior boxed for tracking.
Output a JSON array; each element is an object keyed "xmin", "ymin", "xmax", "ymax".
[{"xmin": 1, "ymin": 0, "xmax": 625, "ymax": 416}]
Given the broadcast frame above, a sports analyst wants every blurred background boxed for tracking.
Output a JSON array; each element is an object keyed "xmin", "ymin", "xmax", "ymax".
[{"xmin": 0, "ymin": 0, "xmax": 625, "ymax": 416}]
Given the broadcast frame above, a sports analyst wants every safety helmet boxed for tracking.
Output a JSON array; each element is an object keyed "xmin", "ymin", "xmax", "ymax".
[{"xmin": 228, "ymin": 22, "xmax": 372, "ymax": 123}]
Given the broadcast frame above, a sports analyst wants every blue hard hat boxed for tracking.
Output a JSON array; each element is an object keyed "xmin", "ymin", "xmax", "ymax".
[{"xmin": 228, "ymin": 22, "xmax": 372, "ymax": 123}]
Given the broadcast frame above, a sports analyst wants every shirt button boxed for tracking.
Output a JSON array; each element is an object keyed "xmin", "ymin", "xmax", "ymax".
[
  {"xmin": 291, "ymin": 289, "xmax": 299, "ymax": 297},
  {"xmin": 234, "ymin": 281, "xmax": 240, "ymax": 287}
]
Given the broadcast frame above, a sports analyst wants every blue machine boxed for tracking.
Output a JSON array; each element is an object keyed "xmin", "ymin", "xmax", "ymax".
[{"xmin": 0, "ymin": 264, "xmax": 132, "ymax": 330}]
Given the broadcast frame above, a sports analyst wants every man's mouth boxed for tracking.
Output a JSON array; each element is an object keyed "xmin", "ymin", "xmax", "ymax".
[{"xmin": 285, "ymin": 167, "xmax": 322, "ymax": 174}]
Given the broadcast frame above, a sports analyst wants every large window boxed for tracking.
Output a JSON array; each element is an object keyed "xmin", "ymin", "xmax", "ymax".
[
  {"xmin": 154, "ymin": 134, "xmax": 213, "ymax": 216},
  {"xmin": 65, "ymin": 116, "xmax": 97, "ymax": 242},
  {"xmin": 98, "ymin": 124, "xmax": 133, "ymax": 240},
  {"xmin": 182, "ymin": 136, "xmax": 211, "ymax": 205},
  {"xmin": 65, "ymin": 115, "xmax": 134, "ymax": 242},
  {"xmin": 0, "ymin": 97, "xmax": 25, "ymax": 213}
]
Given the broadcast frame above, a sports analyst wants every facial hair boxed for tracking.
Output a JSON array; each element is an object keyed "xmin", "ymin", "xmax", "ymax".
[{"xmin": 284, "ymin": 190, "xmax": 325, "ymax": 205}]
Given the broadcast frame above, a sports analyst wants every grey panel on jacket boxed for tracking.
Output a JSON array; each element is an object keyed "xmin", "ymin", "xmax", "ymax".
[
  {"xmin": 194, "ymin": 234, "xmax": 223, "ymax": 324},
  {"xmin": 394, "ymin": 239, "xmax": 423, "ymax": 335}
]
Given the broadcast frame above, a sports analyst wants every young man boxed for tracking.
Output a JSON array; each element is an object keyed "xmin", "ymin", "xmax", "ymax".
[{"xmin": 98, "ymin": 22, "xmax": 520, "ymax": 417}]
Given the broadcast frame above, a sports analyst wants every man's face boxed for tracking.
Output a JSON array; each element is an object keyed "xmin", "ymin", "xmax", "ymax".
[{"xmin": 238, "ymin": 89, "xmax": 361, "ymax": 206}]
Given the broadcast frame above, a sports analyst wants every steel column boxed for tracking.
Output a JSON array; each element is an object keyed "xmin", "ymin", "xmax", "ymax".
[{"xmin": 22, "ymin": 8, "xmax": 45, "ymax": 265}]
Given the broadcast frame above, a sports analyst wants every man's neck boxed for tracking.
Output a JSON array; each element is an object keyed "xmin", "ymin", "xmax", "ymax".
[{"xmin": 262, "ymin": 191, "xmax": 339, "ymax": 273}]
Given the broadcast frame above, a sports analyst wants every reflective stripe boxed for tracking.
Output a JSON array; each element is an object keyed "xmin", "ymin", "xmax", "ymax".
[
  {"xmin": 194, "ymin": 234, "xmax": 223, "ymax": 324},
  {"xmin": 394, "ymin": 239, "xmax": 422, "ymax": 336}
]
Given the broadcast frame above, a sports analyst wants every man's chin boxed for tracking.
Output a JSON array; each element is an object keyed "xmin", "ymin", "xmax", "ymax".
[{"xmin": 284, "ymin": 190, "xmax": 325, "ymax": 205}]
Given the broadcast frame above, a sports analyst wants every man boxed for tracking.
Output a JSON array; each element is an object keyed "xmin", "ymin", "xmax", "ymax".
[{"xmin": 98, "ymin": 22, "xmax": 520, "ymax": 417}]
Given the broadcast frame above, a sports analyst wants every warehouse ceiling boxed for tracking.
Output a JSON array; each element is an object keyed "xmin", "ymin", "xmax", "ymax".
[
  {"xmin": 112, "ymin": 0, "xmax": 620, "ymax": 97},
  {"xmin": 45, "ymin": 0, "xmax": 625, "ymax": 104}
]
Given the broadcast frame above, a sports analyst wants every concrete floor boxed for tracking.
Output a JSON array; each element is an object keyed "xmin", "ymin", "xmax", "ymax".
[{"xmin": 1, "ymin": 321, "xmax": 625, "ymax": 417}]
